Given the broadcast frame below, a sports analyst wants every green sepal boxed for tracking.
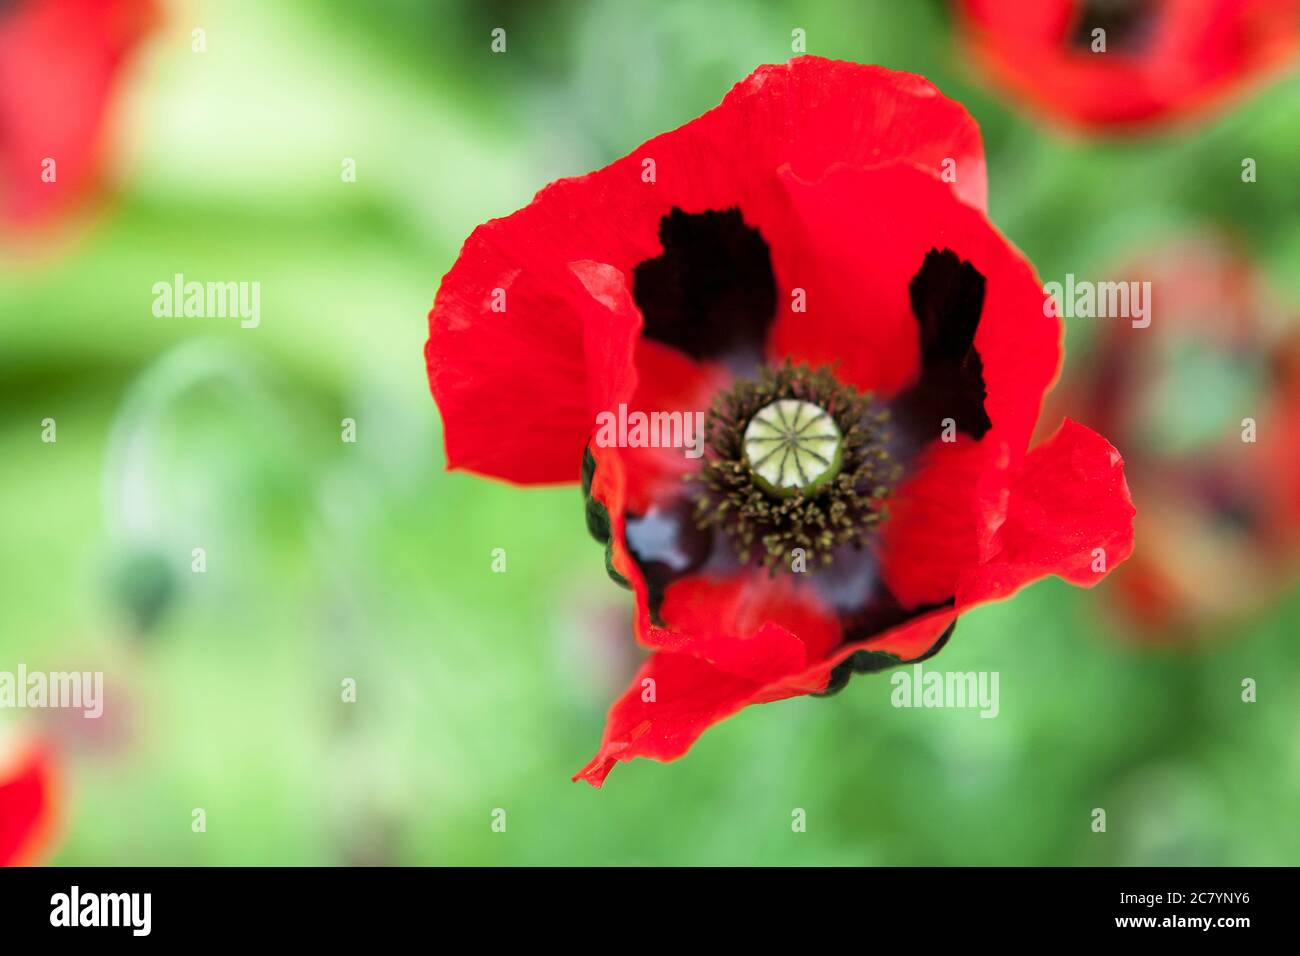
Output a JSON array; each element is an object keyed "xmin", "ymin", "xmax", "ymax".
[
  {"xmin": 582, "ymin": 444, "xmax": 630, "ymax": 589},
  {"xmin": 813, "ymin": 621, "xmax": 957, "ymax": 698}
]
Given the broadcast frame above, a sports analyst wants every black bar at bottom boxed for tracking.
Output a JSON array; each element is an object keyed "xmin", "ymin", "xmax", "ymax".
[{"xmin": 0, "ymin": 866, "xmax": 1284, "ymax": 940}]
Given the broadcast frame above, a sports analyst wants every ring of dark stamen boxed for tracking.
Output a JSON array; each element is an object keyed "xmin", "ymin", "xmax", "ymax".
[{"xmin": 693, "ymin": 362, "xmax": 900, "ymax": 571}]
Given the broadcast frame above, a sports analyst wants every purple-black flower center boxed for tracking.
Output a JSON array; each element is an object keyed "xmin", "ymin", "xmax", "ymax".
[{"xmin": 693, "ymin": 363, "xmax": 899, "ymax": 571}]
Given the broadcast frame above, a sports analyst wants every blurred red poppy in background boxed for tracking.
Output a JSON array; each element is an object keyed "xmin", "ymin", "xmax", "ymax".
[
  {"xmin": 0, "ymin": 0, "xmax": 156, "ymax": 232},
  {"xmin": 0, "ymin": 736, "xmax": 58, "ymax": 866},
  {"xmin": 1048, "ymin": 235, "xmax": 1300, "ymax": 638},
  {"xmin": 954, "ymin": 0, "xmax": 1300, "ymax": 131}
]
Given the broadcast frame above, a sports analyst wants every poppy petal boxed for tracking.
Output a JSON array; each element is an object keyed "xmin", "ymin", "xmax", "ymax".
[
  {"xmin": 960, "ymin": 417, "xmax": 1136, "ymax": 603},
  {"xmin": 648, "ymin": 570, "xmax": 843, "ymax": 683},
  {"xmin": 612, "ymin": 339, "xmax": 728, "ymax": 513},
  {"xmin": 428, "ymin": 260, "xmax": 641, "ymax": 484},
  {"xmin": 575, "ymin": 606, "xmax": 953, "ymax": 787},
  {"xmin": 0, "ymin": 743, "xmax": 57, "ymax": 867},
  {"xmin": 956, "ymin": 0, "xmax": 1300, "ymax": 130},
  {"xmin": 427, "ymin": 58, "xmax": 987, "ymax": 483},
  {"xmin": 765, "ymin": 164, "xmax": 1058, "ymax": 455},
  {"xmin": 575, "ymin": 419, "xmax": 1134, "ymax": 787},
  {"xmin": 0, "ymin": 0, "xmax": 156, "ymax": 227},
  {"xmin": 879, "ymin": 438, "xmax": 994, "ymax": 607}
]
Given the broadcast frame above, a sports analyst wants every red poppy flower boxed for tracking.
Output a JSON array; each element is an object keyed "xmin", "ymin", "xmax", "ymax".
[
  {"xmin": 954, "ymin": 0, "xmax": 1300, "ymax": 131},
  {"xmin": 0, "ymin": 0, "xmax": 156, "ymax": 230},
  {"xmin": 0, "ymin": 738, "xmax": 58, "ymax": 866},
  {"xmin": 425, "ymin": 57, "xmax": 1135, "ymax": 786},
  {"xmin": 1046, "ymin": 235, "xmax": 1300, "ymax": 637}
]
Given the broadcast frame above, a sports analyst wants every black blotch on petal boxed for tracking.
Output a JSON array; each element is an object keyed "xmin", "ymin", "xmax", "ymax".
[
  {"xmin": 632, "ymin": 208, "xmax": 777, "ymax": 363},
  {"xmin": 1069, "ymin": 0, "xmax": 1159, "ymax": 52},
  {"xmin": 894, "ymin": 248, "xmax": 992, "ymax": 442},
  {"xmin": 912, "ymin": 248, "xmax": 984, "ymax": 363}
]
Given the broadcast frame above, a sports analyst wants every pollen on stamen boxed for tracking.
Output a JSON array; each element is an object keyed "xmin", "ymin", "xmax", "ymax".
[{"xmin": 692, "ymin": 362, "xmax": 900, "ymax": 571}]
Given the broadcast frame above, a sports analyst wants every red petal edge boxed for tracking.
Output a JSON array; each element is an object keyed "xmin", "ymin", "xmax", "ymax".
[{"xmin": 426, "ymin": 57, "xmax": 987, "ymax": 484}]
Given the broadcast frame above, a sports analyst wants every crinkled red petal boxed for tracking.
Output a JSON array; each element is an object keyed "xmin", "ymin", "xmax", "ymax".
[
  {"xmin": 575, "ymin": 605, "xmax": 955, "ymax": 787},
  {"xmin": 427, "ymin": 57, "xmax": 987, "ymax": 484},
  {"xmin": 958, "ymin": 417, "xmax": 1136, "ymax": 604},
  {"xmin": 583, "ymin": 418, "xmax": 1134, "ymax": 784}
]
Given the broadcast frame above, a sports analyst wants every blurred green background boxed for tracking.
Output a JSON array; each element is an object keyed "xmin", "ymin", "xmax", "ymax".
[{"xmin": 2, "ymin": 0, "xmax": 1298, "ymax": 865}]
